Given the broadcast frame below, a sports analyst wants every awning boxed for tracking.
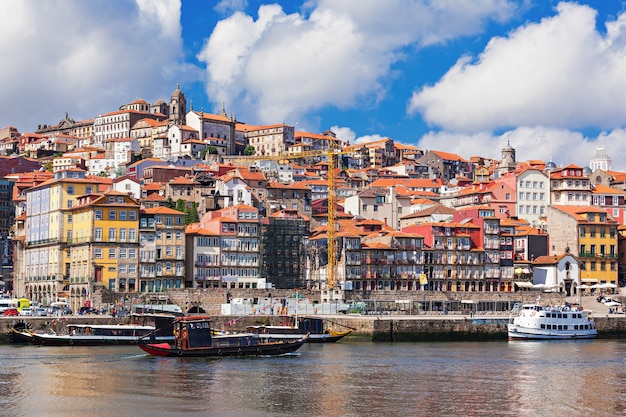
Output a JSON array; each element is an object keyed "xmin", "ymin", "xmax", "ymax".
[
  {"xmin": 522, "ymin": 268, "xmax": 531, "ymax": 274},
  {"xmin": 514, "ymin": 281, "xmax": 534, "ymax": 288},
  {"xmin": 581, "ymin": 278, "xmax": 598, "ymax": 283},
  {"xmin": 514, "ymin": 268, "xmax": 524, "ymax": 274}
]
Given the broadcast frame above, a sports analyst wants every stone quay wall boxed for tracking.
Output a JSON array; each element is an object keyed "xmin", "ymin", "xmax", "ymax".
[{"xmin": 2, "ymin": 313, "xmax": 625, "ymax": 343}]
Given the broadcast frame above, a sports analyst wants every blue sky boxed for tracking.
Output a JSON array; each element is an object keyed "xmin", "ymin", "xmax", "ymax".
[{"xmin": 3, "ymin": 1, "xmax": 626, "ymax": 169}]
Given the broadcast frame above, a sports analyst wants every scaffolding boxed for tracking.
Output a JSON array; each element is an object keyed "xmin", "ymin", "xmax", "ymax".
[{"xmin": 260, "ymin": 217, "xmax": 309, "ymax": 289}]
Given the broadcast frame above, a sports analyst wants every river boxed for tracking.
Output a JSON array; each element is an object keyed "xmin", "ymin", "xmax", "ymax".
[{"xmin": 0, "ymin": 340, "xmax": 624, "ymax": 417}]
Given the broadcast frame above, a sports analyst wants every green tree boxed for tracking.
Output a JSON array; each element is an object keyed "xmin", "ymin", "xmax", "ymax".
[
  {"xmin": 43, "ymin": 160, "xmax": 53, "ymax": 172},
  {"xmin": 201, "ymin": 146, "xmax": 219, "ymax": 159},
  {"xmin": 175, "ymin": 199, "xmax": 186, "ymax": 213},
  {"xmin": 166, "ymin": 197, "xmax": 175, "ymax": 209},
  {"xmin": 184, "ymin": 202, "xmax": 199, "ymax": 224},
  {"xmin": 244, "ymin": 145, "xmax": 255, "ymax": 156}
]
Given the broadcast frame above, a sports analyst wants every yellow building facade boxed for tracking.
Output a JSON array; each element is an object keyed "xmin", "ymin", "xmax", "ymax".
[
  {"xmin": 66, "ymin": 190, "xmax": 140, "ymax": 310},
  {"xmin": 21, "ymin": 169, "xmax": 109, "ymax": 307}
]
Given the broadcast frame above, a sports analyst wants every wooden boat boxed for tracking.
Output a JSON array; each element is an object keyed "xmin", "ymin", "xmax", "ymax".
[
  {"xmin": 137, "ymin": 315, "xmax": 306, "ymax": 357},
  {"xmin": 29, "ymin": 323, "xmax": 172, "ymax": 346},
  {"xmin": 9, "ymin": 321, "xmax": 35, "ymax": 344},
  {"xmin": 245, "ymin": 316, "xmax": 353, "ymax": 343},
  {"xmin": 508, "ymin": 303, "xmax": 597, "ymax": 340}
]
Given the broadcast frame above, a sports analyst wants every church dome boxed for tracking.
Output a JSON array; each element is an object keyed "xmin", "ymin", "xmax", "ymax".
[
  {"xmin": 171, "ymin": 84, "xmax": 184, "ymax": 99},
  {"xmin": 591, "ymin": 146, "xmax": 610, "ymax": 161},
  {"xmin": 545, "ymin": 160, "xmax": 557, "ymax": 171},
  {"xmin": 154, "ymin": 97, "xmax": 166, "ymax": 105},
  {"xmin": 583, "ymin": 166, "xmax": 592, "ymax": 175}
]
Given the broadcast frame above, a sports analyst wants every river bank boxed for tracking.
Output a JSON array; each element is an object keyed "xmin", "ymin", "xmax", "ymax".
[{"xmin": 2, "ymin": 311, "xmax": 625, "ymax": 343}]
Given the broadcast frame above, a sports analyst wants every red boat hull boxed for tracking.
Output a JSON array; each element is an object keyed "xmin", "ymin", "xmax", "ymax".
[{"xmin": 138, "ymin": 339, "xmax": 305, "ymax": 357}]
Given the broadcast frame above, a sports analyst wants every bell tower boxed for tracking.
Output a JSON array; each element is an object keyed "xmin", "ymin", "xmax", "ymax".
[{"xmin": 169, "ymin": 84, "xmax": 187, "ymax": 125}]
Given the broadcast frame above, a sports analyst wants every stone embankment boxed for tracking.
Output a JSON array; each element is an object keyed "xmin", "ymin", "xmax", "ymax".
[{"xmin": 5, "ymin": 312, "xmax": 624, "ymax": 343}]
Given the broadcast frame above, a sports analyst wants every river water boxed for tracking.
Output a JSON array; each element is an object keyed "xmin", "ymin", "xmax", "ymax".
[{"xmin": 0, "ymin": 340, "xmax": 624, "ymax": 417}]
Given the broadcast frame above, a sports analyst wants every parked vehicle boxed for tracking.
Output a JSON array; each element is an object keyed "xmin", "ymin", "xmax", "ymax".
[
  {"xmin": 79, "ymin": 306, "xmax": 96, "ymax": 315},
  {"xmin": 35, "ymin": 307, "xmax": 48, "ymax": 316},
  {"xmin": 19, "ymin": 307, "xmax": 33, "ymax": 316},
  {"xmin": 3, "ymin": 308, "xmax": 19, "ymax": 316}
]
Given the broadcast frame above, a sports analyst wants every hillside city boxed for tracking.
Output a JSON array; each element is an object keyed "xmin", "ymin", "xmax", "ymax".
[{"xmin": 0, "ymin": 85, "xmax": 624, "ymax": 312}]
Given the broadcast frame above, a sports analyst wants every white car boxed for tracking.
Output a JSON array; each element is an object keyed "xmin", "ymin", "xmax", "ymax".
[{"xmin": 19, "ymin": 307, "xmax": 33, "ymax": 316}]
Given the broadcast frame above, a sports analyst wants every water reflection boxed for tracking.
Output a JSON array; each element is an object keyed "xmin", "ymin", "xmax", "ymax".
[{"xmin": 0, "ymin": 341, "xmax": 624, "ymax": 417}]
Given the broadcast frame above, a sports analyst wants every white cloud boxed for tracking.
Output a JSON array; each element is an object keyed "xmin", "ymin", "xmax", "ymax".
[
  {"xmin": 408, "ymin": 2, "xmax": 626, "ymax": 132},
  {"xmin": 197, "ymin": 0, "xmax": 516, "ymax": 127},
  {"xmin": 417, "ymin": 126, "xmax": 626, "ymax": 171},
  {"xmin": 329, "ymin": 126, "xmax": 356, "ymax": 144},
  {"xmin": 214, "ymin": 0, "xmax": 248, "ymax": 14},
  {"xmin": 0, "ymin": 0, "xmax": 191, "ymax": 132}
]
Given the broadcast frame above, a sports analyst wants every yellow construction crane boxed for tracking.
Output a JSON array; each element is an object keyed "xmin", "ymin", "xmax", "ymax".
[{"xmin": 226, "ymin": 140, "xmax": 349, "ymax": 293}]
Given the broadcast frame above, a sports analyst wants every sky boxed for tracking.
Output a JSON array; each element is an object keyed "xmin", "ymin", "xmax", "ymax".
[{"xmin": 2, "ymin": 0, "xmax": 626, "ymax": 170}]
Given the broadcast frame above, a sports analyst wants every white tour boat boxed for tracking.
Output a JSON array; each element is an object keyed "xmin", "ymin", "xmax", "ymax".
[{"xmin": 508, "ymin": 303, "xmax": 597, "ymax": 340}]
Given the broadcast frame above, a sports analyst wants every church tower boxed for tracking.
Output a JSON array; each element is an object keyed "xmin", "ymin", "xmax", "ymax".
[
  {"xmin": 497, "ymin": 140, "xmax": 516, "ymax": 176},
  {"xmin": 589, "ymin": 146, "xmax": 611, "ymax": 172},
  {"xmin": 169, "ymin": 84, "xmax": 187, "ymax": 125}
]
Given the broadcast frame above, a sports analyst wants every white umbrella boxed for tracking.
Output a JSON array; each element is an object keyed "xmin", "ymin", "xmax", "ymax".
[
  {"xmin": 576, "ymin": 284, "xmax": 591, "ymax": 289},
  {"xmin": 604, "ymin": 301, "xmax": 621, "ymax": 307},
  {"xmin": 604, "ymin": 283, "xmax": 617, "ymax": 289}
]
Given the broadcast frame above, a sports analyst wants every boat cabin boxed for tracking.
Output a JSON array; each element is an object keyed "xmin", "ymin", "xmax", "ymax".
[
  {"xmin": 174, "ymin": 316, "xmax": 260, "ymax": 350},
  {"xmin": 67, "ymin": 324, "xmax": 154, "ymax": 337}
]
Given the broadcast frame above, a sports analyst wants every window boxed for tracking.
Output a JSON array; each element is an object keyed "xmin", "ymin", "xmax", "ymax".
[
  {"xmin": 129, "ymin": 210, "xmax": 136, "ymax": 221},
  {"xmin": 109, "ymin": 210, "xmax": 116, "ymax": 220},
  {"xmin": 94, "ymin": 248, "xmax": 102, "ymax": 258},
  {"xmin": 119, "ymin": 249, "xmax": 127, "ymax": 259},
  {"xmin": 94, "ymin": 228, "xmax": 102, "ymax": 241},
  {"xmin": 67, "ymin": 185, "xmax": 74, "ymax": 195},
  {"xmin": 95, "ymin": 210, "xmax": 102, "ymax": 220},
  {"xmin": 109, "ymin": 248, "xmax": 116, "ymax": 258},
  {"xmin": 108, "ymin": 228, "xmax": 116, "ymax": 242},
  {"xmin": 120, "ymin": 210, "xmax": 127, "ymax": 221}
]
